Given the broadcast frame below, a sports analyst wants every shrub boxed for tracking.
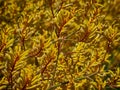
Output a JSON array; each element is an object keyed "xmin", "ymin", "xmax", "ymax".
[{"xmin": 0, "ymin": 0, "xmax": 120, "ymax": 90}]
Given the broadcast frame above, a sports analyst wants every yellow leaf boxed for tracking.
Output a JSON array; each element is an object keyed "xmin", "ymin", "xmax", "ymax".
[{"xmin": 6, "ymin": 39, "xmax": 14, "ymax": 48}]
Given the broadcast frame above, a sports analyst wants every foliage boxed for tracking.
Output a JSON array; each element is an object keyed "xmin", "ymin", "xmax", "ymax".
[{"xmin": 0, "ymin": 0, "xmax": 120, "ymax": 90}]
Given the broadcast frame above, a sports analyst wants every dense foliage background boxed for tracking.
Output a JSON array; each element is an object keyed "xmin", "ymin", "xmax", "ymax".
[{"xmin": 0, "ymin": 0, "xmax": 120, "ymax": 90}]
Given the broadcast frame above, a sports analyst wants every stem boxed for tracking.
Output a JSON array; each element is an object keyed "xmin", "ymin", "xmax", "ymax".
[
  {"xmin": 49, "ymin": 0, "xmax": 54, "ymax": 18},
  {"xmin": 0, "ymin": 43, "xmax": 6, "ymax": 52},
  {"xmin": 8, "ymin": 54, "xmax": 19, "ymax": 89},
  {"xmin": 41, "ymin": 57, "xmax": 54, "ymax": 75}
]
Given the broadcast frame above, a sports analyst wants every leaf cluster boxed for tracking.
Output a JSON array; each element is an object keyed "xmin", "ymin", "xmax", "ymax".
[{"xmin": 0, "ymin": 0, "xmax": 120, "ymax": 90}]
